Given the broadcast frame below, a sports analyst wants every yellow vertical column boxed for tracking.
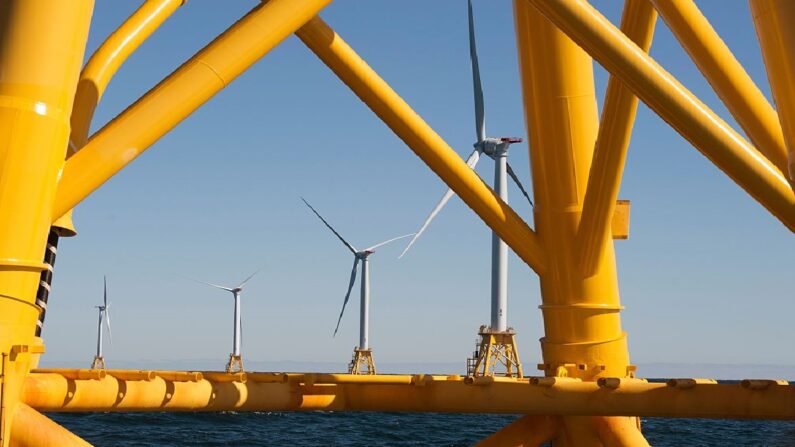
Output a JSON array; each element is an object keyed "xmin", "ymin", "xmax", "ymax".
[
  {"xmin": 750, "ymin": 0, "xmax": 795, "ymax": 182},
  {"xmin": 514, "ymin": 1, "xmax": 635, "ymax": 444},
  {"xmin": 513, "ymin": 0, "xmax": 628, "ymax": 381},
  {"xmin": 0, "ymin": 1, "xmax": 93, "ymax": 444}
]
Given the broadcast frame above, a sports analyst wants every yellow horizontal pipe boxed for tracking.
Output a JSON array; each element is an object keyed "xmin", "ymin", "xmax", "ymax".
[
  {"xmin": 465, "ymin": 376, "xmax": 531, "ymax": 386},
  {"xmin": 52, "ymin": 0, "xmax": 332, "ymax": 220},
  {"xmin": 247, "ymin": 372, "xmax": 290, "ymax": 383},
  {"xmin": 651, "ymin": 0, "xmax": 789, "ymax": 177},
  {"xmin": 297, "ymin": 373, "xmax": 417, "ymax": 385},
  {"xmin": 31, "ymin": 368, "xmax": 105, "ymax": 380},
  {"xmin": 597, "ymin": 377, "xmax": 648, "ymax": 389},
  {"xmin": 152, "ymin": 371, "xmax": 203, "ymax": 382},
  {"xmin": 666, "ymin": 378, "xmax": 717, "ymax": 388},
  {"xmin": 295, "ymin": 17, "xmax": 547, "ymax": 275},
  {"xmin": 525, "ymin": 0, "xmax": 795, "ymax": 232},
  {"xmin": 20, "ymin": 371, "xmax": 795, "ymax": 419},
  {"xmin": 742, "ymin": 379, "xmax": 789, "ymax": 390},
  {"xmin": 105, "ymin": 370, "xmax": 156, "ymax": 381},
  {"xmin": 10, "ymin": 403, "xmax": 91, "ymax": 447},
  {"xmin": 202, "ymin": 371, "xmax": 246, "ymax": 383}
]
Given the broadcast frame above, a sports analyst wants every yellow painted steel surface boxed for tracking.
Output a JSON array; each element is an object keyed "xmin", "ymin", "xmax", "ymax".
[
  {"xmin": 514, "ymin": 2, "xmax": 638, "ymax": 442},
  {"xmin": 652, "ymin": 0, "xmax": 789, "ymax": 178},
  {"xmin": 53, "ymin": 0, "xmax": 185, "ymax": 236},
  {"xmin": 0, "ymin": 1, "xmax": 93, "ymax": 445},
  {"xmin": 52, "ymin": 0, "xmax": 333, "ymax": 221},
  {"xmin": 525, "ymin": 0, "xmax": 795, "ymax": 233},
  {"xmin": 514, "ymin": 0, "xmax": 628, "ymax": 381},
  {"xmin": 19, "ymin": 371, "xmax": 795, "ymax": 420},
  {"xmin": 476, "ymin": 415, "xmax": 559, "ymax": 446},
  {"xmin": 9, "ymin": 403, "xmax": 90, "ymax": 447},
  {"xmin": 592, "ymin": 416, "xmax": 650, "ymax": 447},
  {"xmin": 295, "ymin": 17, "xmax": 547, "ymax": 275},
  {"xmin": 750, "ymin": 0, "xmax": 795, "ymax": 182},
  {"xmin": 70, "ymin": 0, "xmax": 185, "ymax": 153},
  {"xmin": 576, "ymin": 0, "xmax": 656, "ymax": 275},
  {"xmin": 0, "ymin": 0, "xmax": 793, "ymax": 445}
]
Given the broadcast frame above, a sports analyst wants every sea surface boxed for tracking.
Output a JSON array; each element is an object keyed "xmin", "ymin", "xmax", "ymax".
[{"xmin": 50, "ymin": 412, "xmax": 795, "ymax": 446}]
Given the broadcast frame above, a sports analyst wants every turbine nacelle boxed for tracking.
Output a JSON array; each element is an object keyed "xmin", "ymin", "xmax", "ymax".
[
  {"xmin": 399, "ymin": 1, "xmax": 535, "ymax": 261},
  {"xmin": 476, "ymin": 137, "xmax": 523, "ymax": 157}
]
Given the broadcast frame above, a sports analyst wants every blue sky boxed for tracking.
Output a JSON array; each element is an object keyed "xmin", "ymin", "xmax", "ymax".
[{"xmin": 42, "ymin": 1, "xmax": 794, "ymax": 374}]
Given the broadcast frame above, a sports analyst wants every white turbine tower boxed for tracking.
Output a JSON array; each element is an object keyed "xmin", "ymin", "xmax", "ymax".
[
  {"xmin": 90, "ymin": 276, "xmax": 112, "ymax": 370},
  {"xmin": 193, "ymin": 270, "xmax": 259, "ymax": 373},
  {"xmin": 400, "ymin": 0, "xmax": 533, "ymax": 378},
  {"xmin": 302, "ymin": 198, "xmax": 413, "ymax": 375}
]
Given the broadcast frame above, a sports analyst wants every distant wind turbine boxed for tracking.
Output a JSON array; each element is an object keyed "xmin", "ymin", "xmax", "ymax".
[
  {"xmin": 302, "ymin": 197, "xmax": 413, "ymax": 375},
  {"xmin": 399, "ymin": 0, "xmax": 532, "ymax": 377},
  {"xmin": 192, "ymin": 270, "xmax": 259, "ymax": 373},
  {"xmin": 90, "ymin": 276, "xmax": 112, "ymax": 370}
]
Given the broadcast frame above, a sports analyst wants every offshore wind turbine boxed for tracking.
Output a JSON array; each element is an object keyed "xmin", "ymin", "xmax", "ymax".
[
  {"xmin": 193, "ymin": 270, "xmax": 259, "ymax": 373},
  {"xmin": 90, "ymin": 276, "xmax": 112, "ymax": 370},
  {"xmin": 400, "ymin": 0, "xmax": 533, "ymax": 378},
  {"xmin": 302, "ymin": 198, "xmax": 413, "ymax": 375}
]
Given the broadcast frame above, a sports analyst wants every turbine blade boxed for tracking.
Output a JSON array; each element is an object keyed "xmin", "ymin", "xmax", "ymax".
[
  {"xmin": 187, "ymin": 278, "xmax": 235, "ymax": 292},
  {"xmin": 506, "ymin": 162, "xmax": 535, "ymax": 209},
  {"xmin": 301, "ymin": 197, "xmax": 357, "ymax": 254},
  {"xmin": 399, "ymin": 149, "xmax": 482, "ymax": 259},
  {"xmin": 103, "ymin": 275, "xmax": 108, "ymax": 307},
  {"xmin": 468, "ymin": 0, "xmax": 486, "ymax": 143},
  {"xmin": 236, "ymin": 269, "xmax": 260, "ymax": 289},
  {"xmin": 105, "ymin": 308, "xmax": 112, "ymax": 346},
  {"xmin": 333, "ymin": 257, "xmax": 359, "ymax": 337},
  {"xmin": 366, "ymin": 233, "xmax": 416, "ymax": 252}
]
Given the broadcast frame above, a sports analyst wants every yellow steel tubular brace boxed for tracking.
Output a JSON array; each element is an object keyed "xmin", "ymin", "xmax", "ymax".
[
  {"xmin": 525, "ymin": 0, "xmax": 795, "ymax": 233},
  {"xmin": 576, "ymin": 0, "xmax": 657, "ymax": 275},
  {"xmin": 750, "ymin": 0, "xmax": 795, "ymax": 182},
  {"xmin": 52, "ymin": 0, "xmax": 333, "ymax": 222},
  {"xmin": 53, "ymin": 0, "xmax": 186, "ymax": 237},
  {"xmin": 0, "ymin": 1, "xmax": 792, "ymax": 446},
  {"xmin": 651, "ymin": 0, "xmax": 789, "ymax": 178},
  {"xmin": 295, "ymin": 16, "xmax": 547, "ymax": 275}
]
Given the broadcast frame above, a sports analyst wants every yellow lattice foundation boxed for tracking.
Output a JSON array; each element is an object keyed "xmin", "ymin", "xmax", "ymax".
[
  {"xmin": 348, "ymin": 348, "xmax": 376, "ymax": 375},
  {"xmin": 467, "ymin": 325, "xmax": 523, "ymax": 378}
]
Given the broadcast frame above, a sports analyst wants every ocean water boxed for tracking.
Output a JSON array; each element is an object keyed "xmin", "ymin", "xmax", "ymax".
[{"xmin": 50, "ymin": 412, "xmax": 795, "ymax": 446}]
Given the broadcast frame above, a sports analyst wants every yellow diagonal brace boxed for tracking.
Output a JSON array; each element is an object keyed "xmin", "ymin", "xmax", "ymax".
[
  {"xmin": 10, "ymin": 403, "xmax": 91, "ymax": 447},
  {"xmin": 296, "ymin": 17, "xmax": 547, "ymax": 275},
  {"xmin": 593, "ymin": 416, "xmax": 649, "ymax": 447},
  {"xmin": 577, "ymin": 0, "xmax": 657, "ymax": 275},
  {"xmin": 525, "ymin": 0, "xmax": 795, "ymax": 232},
  {"xmin": 52, "ymin": 0, "xmax": 333, "ymax": 220},
  {"xmin": 54, "ymin": 0, "xmax": 186, "ymax": 236},
  {"xmin": 476, "ymin": 415, "xmax": 560, "ymax": 447},
  {"xmin": 652, "ymin": 0, "xmax": 789, "ymax": 177},
  {"xmin": 71, "ymin": 0, "xmax": 187, "ymax": 152},
  {"xmin": 750, "ymin": 0, "xmax": 795, "ymax": 182}
]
